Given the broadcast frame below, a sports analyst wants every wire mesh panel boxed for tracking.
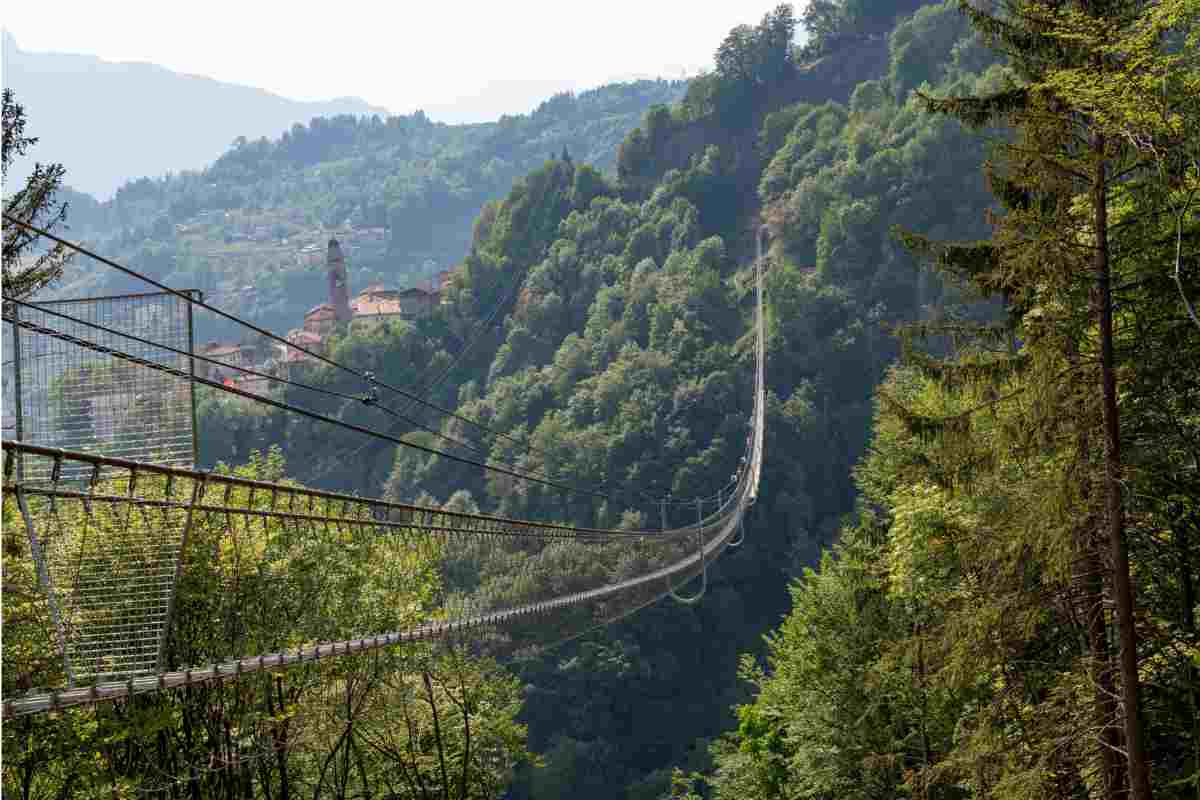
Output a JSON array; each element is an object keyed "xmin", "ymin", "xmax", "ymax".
[
  {"xmin": 3, "ymin": 291, "xmax": 198, "ymax": 481},
  {"xmin": 1, "ymin": 440, "xmax": 751, "ymax": 716}
]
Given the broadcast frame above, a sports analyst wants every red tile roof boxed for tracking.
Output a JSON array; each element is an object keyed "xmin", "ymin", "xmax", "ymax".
[
  {"xmin": 305, "ymin": 304, "xmax": 336, "ymax": 320},
  {"xmin": 287, "ymin": 330, "xmax": 323, "ymax": 345}
]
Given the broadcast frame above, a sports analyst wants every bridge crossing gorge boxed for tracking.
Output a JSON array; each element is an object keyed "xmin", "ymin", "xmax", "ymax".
[{"xmin": 1, "ymin": 217, "xmax": 770, "ymax": 719}]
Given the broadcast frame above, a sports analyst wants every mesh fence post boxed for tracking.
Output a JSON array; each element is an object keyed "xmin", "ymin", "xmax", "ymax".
[
  {"xmin": 15, "ymin": 484, "xmax": 74, "ymax": 686},
  {"xmin": 158, "ymin": 474, "xmax": 205, "ymax": 671},
  {"xmin": 6, "ymin": 291, "xmax": 197, "ymax": 480},
  {"xmin": 10, "ymin": 307, "xmax": 24, "ymax": 482},
  {"xmin": 186, "ymin": 291, "xmax": 199, "ymax": 469}
]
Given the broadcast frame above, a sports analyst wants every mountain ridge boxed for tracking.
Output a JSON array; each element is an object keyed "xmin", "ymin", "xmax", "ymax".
[{"xmin": 2, "ymin": 30, "xmax": 389, "ymax": 199}]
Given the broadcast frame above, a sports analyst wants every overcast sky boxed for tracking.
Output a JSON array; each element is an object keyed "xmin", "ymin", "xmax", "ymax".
[{"xmin": 3, "ymin": 1, "xmax": 804, "ymax": 123}]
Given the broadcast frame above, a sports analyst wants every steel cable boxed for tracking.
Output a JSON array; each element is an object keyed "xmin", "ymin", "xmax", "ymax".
[
  {"xmin": 4, "ymin": 216, "xmax": 742, "ymax": 508},
  {"xmin": 0, "ymin": 219, "xmax": 767, "ymax": 719}
]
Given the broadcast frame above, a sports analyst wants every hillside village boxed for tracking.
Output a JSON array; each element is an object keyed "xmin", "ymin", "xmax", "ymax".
[
  {"xmin": 197, "ymin": 236, "xmax": 458, "ymax": 394},
  {"xmin": 179, "ymin": 208, "xmax": 389, "ymax": 257}
]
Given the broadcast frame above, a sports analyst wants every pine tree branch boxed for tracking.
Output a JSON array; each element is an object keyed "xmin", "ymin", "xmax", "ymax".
[{"xmin": 915, "ymin": 87, "xmax": 1030, "ymax": 129}]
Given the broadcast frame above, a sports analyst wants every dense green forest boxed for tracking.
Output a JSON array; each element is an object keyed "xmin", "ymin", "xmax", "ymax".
[
  {"xmin": 2, "ymin": 453, "xmax": 534, "ymax": 797},
  {"xmin": 46, "ymin": 79, "xmax": 685, "ymax": 337},
  {"xmin": 193, "ymin": 1, "xmax": 1023, "ymax": 797},
  {"xmin": 692, "ymin": 2, "xmax": 1200, "ymax": 800},
  {"xmin": 5, "ymin": 0, "xmax": 1197, "ymax": 797}
]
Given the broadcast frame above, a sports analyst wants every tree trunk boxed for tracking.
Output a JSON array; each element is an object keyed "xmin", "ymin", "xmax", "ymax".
[
  {"xmin": 1177, "ymin": 517, "xmax": 1199, "ymax": 800},
  {"xmin": 1067, "ymin": 339, "xmax": 1127, "ymax": 800},
  {"xmin": 273, "ymin": 677, "xmax": 291, "ymax": 800},
  {"xmin": 1082, "ymin": 539, "xmax": 1126, "ymax": 799},
  {"xmin": 1092, "ymin": 130, "xmax": 1152, "ymax": 800},
  {"xmin": 423, "ymin": 670, "xmax": 452, "ymax": 800}
]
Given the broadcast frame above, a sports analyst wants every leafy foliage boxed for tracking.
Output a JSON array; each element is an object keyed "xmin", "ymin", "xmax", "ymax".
[
  {"xmin": 1, "ymin": 450, "xmax": 531, "ymax": 799},
  {"xmin": 174, "ymin": 3, "xmax": 1029, "ymax": 797},
  {"xmin": 710, "ymin": 3, "xmax": 1200, "ymax": 800}
]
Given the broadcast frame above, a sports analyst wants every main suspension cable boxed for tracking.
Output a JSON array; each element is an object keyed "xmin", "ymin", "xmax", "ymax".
[
  {"xmin": 4, "ymin": 296, "xmax": 642, "ymax": 499},
  {"xmin": 2, "ymin": 311, "xmax": 632, "ymax": 501},
  {"xmin": 0, "ymin": 223, "xmax": 769, "ymax": 718},
  {"xmin": 4, "ymin": 216, "xmax": 743, "ymax": 507}
]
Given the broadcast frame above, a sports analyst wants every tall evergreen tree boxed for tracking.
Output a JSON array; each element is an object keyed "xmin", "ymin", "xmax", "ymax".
[{"xmin": 894, "ymin": 2, "xmax": 1200, "ymax": 797}]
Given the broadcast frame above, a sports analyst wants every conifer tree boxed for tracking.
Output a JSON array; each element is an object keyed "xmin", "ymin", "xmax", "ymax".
[
  {"xmin": 2, "ymin": 88, "xmax": 72, "ymax": 300},
  {"xmin": 894, "ymin": 3, "xmax": 1200, "ymax": 798}
]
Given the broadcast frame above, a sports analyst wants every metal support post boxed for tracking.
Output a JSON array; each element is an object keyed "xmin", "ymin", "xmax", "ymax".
[
  {"xmin": 186, "ymin": 291, "xmax": 200, "ymax": 469},
  {"xmin": 10, "ymin": 305, "xmax": 24, "ymax": 481},
  {"xmin": 16, "ymin": 486, "xmax": 73, "ymax": 685},
  {"xmin": 158, "ymin": 475, "xmax": 205, "ymax": 671}
]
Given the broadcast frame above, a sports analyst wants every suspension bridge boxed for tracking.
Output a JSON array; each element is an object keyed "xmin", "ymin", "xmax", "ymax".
[{"xmin": 0, "ymin": 218, "xmax": 769, "ymax": 720}]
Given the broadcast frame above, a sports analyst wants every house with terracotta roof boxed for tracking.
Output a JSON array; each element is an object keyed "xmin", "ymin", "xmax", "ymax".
[
  {"xmin": 349, "ymin": 285, "xmax": 439, "ymax": 331},
  {"xmin": 350, "ymin": 296, "xmax": 405, "ymax": 332},
  {"xmin": 197, "ymin": 342, "xmax": 257, "ymax": 382},
  {"xmin": 279, "ymin": 329, "xmax": 326, "ymax": 364},
  {"xmin": 303, "ymin": 303, "xmax": 338, "ymax": 337}
]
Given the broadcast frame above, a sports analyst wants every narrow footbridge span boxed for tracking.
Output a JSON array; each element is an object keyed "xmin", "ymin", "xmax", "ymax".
[{"xmin": 1, "ymin": 228, "xmax": 769, "ymax": 719}]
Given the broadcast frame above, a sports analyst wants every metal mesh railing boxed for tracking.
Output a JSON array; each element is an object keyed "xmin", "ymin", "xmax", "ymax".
[
  {"xmin": 1, "ymin": 438, "xmax": 753, "ymax": 716},
  {"xmin": 2, "ymin": 291, "xmax": 198, "ymax": 481}
]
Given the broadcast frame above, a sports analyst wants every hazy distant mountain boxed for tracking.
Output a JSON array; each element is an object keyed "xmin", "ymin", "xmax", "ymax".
[
  {"xmin": 1, "ymin": 31, "xmax": 390, "ymax": 199},
  {"xmin": 418, "ymin": 79, "xmax": 583, "ymax": 125}
]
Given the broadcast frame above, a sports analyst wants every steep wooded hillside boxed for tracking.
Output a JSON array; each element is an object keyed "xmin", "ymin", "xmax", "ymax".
[
  {"xmin": 195, "ymin": 3, "xmax": 1009, "ymax": 797},
  {"xmin": 703, "ymin": 0, "xmax": 1200, "ymax": 797},
  {"xmin": 43, "ymin": 80, "xmax": 686, "ymax": 338}
]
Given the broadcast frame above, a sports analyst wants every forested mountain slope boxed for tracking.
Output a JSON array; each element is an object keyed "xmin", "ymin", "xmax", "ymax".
[
  {"xmin": 195, "ymin": 2, "xmax": 1013, "ymax": 797},
  {"xmin": 44, "ymin": 79, "xmax": 686, "ymax": 338},
  {"xmin": 683, "ymin": 2, "xmax": 1200, "ymax": 800}
]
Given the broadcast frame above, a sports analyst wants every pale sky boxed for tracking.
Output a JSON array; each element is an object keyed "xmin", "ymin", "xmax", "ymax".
[{"xmin": 3, "ymin": 1, "xmax": 805, "ymax": 123}]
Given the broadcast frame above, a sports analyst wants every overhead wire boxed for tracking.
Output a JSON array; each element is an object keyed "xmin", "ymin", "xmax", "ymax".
[
  {"xmin": 4, "ymin": 216, "xmax": 741, "ymax": 507},
  {"xmin": 4, "ymin": 296, "xmax": 701, "ymax": 509},
  {"xmin": 5, "ymin": 297, "xmax": 367, "ymax": 406},
  {"xmin": 4, "ymin": 216, "xmax": 610, "ymax": 475},
  {"xmin": 301, "ymin": 263, "xmax": 529, "ymax": 484},
  {"xmin": 303, "ymin": 264, "xmax": 739, "ymax": 510},
  {"xmin": 0, "ymin": 221, "xmax": 769, "ymax": 718},
  {"xmin": 2, "ymin": 310, "xmax": 630, "ymax": 500},
  {"xmin": 397, "ymin": 264, "xmax": 525, "ymax": 416},
  {"xmin": 385, "ymin": 265, "xmax": 749, "ymax": 507},
  {"xmin": 2, "ymin": 296, "xmax": 598, "ymax": 492}
]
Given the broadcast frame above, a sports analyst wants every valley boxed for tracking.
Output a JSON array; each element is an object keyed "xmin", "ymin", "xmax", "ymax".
[{"xmin": 3, "ymin": 2, "xmax": 1198, "ymax": 799}]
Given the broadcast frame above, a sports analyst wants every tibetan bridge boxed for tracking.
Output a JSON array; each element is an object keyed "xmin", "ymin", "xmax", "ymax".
[{"xmin": 0, "ymin": 220, "xmax": 769, "ymax": 719}]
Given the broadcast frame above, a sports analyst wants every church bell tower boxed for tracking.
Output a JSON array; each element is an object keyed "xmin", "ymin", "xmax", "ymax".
[{"xmin": 327, "ymin": 237, "xmax": 351, "ymax": 323}]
